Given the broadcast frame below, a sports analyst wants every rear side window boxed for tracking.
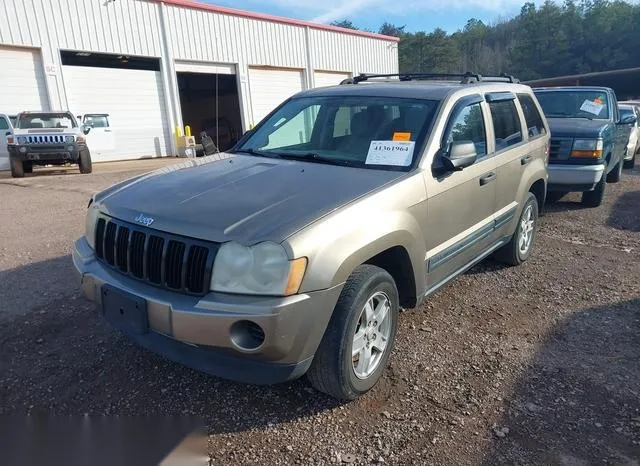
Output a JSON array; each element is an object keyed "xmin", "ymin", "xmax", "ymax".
[
  {"xmin": 0, "ymin": 118, "xmax": 9, "ymax": 130},
  {"xmin": 488, "ymin": 100, "xmax": 523, "ymax": 151},
  {"xmin": 517, "ymin": 94, "xmax": 546, "ymax": 138}
]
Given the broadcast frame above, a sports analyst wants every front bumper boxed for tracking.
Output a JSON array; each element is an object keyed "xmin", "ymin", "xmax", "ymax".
[
  {"xmin": 72, "ymin": 237, "xmax": 344, "ymax": 385},
  {"xmin": 547, "ymin": 163, "xmax": 605, "ymax": 192},
  {"xmin": 625, "ymin": 142, "xmax": 637, "ymax": 161},
  {"xmin": 9, "ymin": 144, "xmax": 84, "ymax": 162}
]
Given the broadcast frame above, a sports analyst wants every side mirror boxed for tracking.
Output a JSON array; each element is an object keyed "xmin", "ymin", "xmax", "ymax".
[
  {"xmin": 441, "ymin": 141, "xmax": 478, "ymax": 171},
  {"xmin": 5, "ymin": 131, "xmax": 10, "ymax": 136},
  {"xmin": 619, "ymin": 114, "xmax": 637, "ymax": 125},
  {"xmin": 82, "ymin": 125, "xmax": 91, "ymax": 135}
]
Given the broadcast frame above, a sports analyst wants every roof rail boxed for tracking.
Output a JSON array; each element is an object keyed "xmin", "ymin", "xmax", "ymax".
[{"xmin": 340, "ymin": 72, "xmax": 520, "ymax": 85}]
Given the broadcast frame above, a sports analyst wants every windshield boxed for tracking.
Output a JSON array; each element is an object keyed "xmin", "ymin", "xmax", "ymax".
[
  {"xmin": 16, "ymin": 113, "xmax": 77, "ymax": 129},
  {"xmin": 534, "ymin": 90, "xmax": 610, "ymax": 120},
  {"xmin": 235, "ymin": 96, "xmax": 439, "ymax": 169}
]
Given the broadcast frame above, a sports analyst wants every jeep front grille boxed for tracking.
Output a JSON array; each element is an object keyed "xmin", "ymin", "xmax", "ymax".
[
  {"xmin": 94, "ymin": 216, "xmax": 217, "ymax": 295},
  {"xmin": 26, "ymin": 135, "xmax": 67, "ymax": 144}
]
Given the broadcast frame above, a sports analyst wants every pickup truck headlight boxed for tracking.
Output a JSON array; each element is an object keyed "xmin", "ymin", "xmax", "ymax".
[
  {"xmin": 571, "ymin": 139, "xmax": 603, "ymax": 158},
  {"xmin": 85, "ymin": 202, "xmax": 100, "ymax": 250},
  {"xmin": 65, "ymin": 135, "xmax": 75, "ymax": 143},
  {"xmin": 17, "ymin": 136, "xmax": 27, "ymax": 144},
  {"xmin": 211, "ymin": 242, "xmax": 307, "ymax": 296}
]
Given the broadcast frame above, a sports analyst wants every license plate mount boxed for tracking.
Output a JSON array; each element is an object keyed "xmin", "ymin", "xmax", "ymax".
[{"xmin": 101, "ymin": 285, "xmax": 149, "ymax": 334}]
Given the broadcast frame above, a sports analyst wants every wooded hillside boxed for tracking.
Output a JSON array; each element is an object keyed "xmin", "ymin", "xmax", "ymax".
[{"xmin": 332, "ymin": 0, "xmax": 640, "ymax": 80}]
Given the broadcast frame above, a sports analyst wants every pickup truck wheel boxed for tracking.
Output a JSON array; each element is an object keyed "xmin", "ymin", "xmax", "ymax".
[
  {"xmin": 494, "ymin": 192, "xmax": 538, "ymax": 266},
  {"xmin": 78, "ymin": 150, "xmax": 92, "ymax": 174},
  {"xmin": 545, "ymin": 191, "xmax": 567, "ymax": 204},
  {"xmin": 581, "ymin": 176, "xmax": 606, "ymax": 207},
  {"xmin": 623, "ymin": 151, "xmax": 636, "ymax": 169},
  {"xmin": 606, "ymin": 158, "xmax": 622, "ymax": 183},
  {"xmin": 10, "ymin": 158, "xmax": 24, "ymax": 178},
  {"xmin": 307, "ymin": 265, "xmax": 399, "ymax": 400}
]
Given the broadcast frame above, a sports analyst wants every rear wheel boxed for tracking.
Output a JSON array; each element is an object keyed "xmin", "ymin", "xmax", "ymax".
[
  {"xmin": 10, "ymin": 158, "xmax": 24, "ymax": 178},
  {"xmin": 582, "ymin": 176, "xmax": 606, "ymax": 207},
  {"xmin": 78, "ymin": 150, "xmax": 92, "ymax": 174},
  {"xmin": 494, "ymin": 192, "xmax": 538, "ymax": 266},
  {"xmin": 307, "ymin": 265, "xmax": 399, "ymax": 400}
]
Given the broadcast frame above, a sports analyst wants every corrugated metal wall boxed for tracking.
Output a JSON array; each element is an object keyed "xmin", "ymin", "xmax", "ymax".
[{"xmin": 0, "ymin": 0, "xmax": 399, "ymax": 155}]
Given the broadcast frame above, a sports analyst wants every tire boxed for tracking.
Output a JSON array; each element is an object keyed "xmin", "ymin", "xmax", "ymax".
[
  {"xmin": 307, "ymin": 264, "xmax": 399, "ymax": 400},
  {"xmin": 10, "ymin": 158, "xmax": 24, "ymax": 178},
  {"xmin": 623, "ymin": 150, "xmax": 636, "ymax": 169},
  {"xmin": 23, "ymin": 161, "xmax": 33, "ymax": 174},
  {"xmin": 494, "ymin": 192, "xmax": 539, "ymax": 266},
  {"xmin": 545, "ymin": 191, "xmax": 567, "ymax": 204},
  {"xmin": 581, "ymin": 176, "xmax": 606, "ymax": 207},
  {"xmin": 78, "ymin": 150, "xmax": 92, "ymax": 174},
  {"xmin": 606, "ymin": 157, "xmax": 622, "ymax": 183}
]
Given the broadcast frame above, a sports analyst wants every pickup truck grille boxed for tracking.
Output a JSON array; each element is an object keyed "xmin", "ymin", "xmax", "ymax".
[
  {"xmin": 549, "ymin": 137, "xmax": 573, "ymax": 161},
  {"xmin": 94, "ymin": 216, "xmax": 217, "ymax": 295},
  {"xmin": 25, "ymin": 135, "xmax": 67, "ymax": 144}
]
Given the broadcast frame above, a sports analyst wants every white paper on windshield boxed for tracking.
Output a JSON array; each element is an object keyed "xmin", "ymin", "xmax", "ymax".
[
  {"xmin": 580, "ymin": 100, "xmax": 604, "ymax": 116},
  {"xmin": 365, "ymin": 140, "xmax": 415, "ymax": 166}
]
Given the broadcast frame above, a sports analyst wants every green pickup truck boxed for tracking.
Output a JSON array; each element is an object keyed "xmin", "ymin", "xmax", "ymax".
[{"xmin": 533, "ymin": 86, "xmax": 636, "ymax": 207}]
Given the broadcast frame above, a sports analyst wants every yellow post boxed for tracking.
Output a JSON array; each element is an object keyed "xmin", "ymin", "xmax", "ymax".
[
  {"xmin": 185, "ymin": 125, "xmax": 192, "ymax": 137},
  {"xmin": 174, "ymin": 125, "xmax": 182, "ymax": 138}
]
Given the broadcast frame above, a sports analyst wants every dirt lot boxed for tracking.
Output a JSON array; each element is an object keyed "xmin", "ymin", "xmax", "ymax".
[{"xmin": 0, "ymin": 159, "xmax": 639, "ymax": 465}]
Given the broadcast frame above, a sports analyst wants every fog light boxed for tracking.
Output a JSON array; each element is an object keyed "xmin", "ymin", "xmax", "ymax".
[
  {"xmin": 66, "ymin": 145, "xmax": 74, "ymax": 152},
  {"xmin": 229, "ymin": 320, "xmax": 265, "ymax": 351},
  {"xmin": 18, "ymin": 146, "xmax": 27, "ymax": 153}
]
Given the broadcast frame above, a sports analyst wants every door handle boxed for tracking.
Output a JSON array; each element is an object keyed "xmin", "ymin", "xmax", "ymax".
[
  {"xmin": 479, "ymin": 172, "xmax": 496, "ymax": 186},
  {"xmin": 104, "ymin": 129, "xmax": 112, "ymax": 132},
  {"xmin": 521, "ymin": 154, "xmax": 533, "ymax": 165}
]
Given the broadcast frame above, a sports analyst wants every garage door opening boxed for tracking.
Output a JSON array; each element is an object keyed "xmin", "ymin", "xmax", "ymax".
[
  {"xmin": 177, "ymin": 72, "xmax": 242, "ymax": 152},
  {"xmin": 60, "ymin": 50, "xmax": 171, "ymax": 161}
]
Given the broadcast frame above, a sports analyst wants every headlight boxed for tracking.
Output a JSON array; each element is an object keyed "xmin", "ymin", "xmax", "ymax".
[
  {"xmin": 17, "ymin": 136, "xmax": 27, "ymax": 144},
  {"xmin": 571, "ymin": 138, "xmax": 603, "ymax": 158},
  {"xmin": 85, "ymin": 202, "xmax": 100, "ymax": 250},
  {"xmin": 76, "ymin": 135, "xmax": 85, "ymax": 143},
  {"xmin": 65, "ymin": 135, "xmax": 75, "ymax": 143},
  {"xmin": 211, "ymin": 242, "xmax": 307, "ymax": 296}
]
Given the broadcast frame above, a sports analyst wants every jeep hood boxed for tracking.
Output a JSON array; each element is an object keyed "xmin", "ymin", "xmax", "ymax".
[
  {"xmin": 546, "ymin": 118, "xmax": 610, "ymax": 139},
  {"xmin": 95, "ymin": 154, "xmax": 405, "ymax": 244}
]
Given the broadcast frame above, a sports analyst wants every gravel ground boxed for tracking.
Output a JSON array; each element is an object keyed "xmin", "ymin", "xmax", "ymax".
[{"xmin": 0, "ymin": 160, "xmax": 639, "ymax": 465}]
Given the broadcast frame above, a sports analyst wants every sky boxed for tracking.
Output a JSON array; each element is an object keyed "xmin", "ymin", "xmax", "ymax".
[{"xmin": 202, "ymin": 0, "xmax": 533, "ymax": 33}]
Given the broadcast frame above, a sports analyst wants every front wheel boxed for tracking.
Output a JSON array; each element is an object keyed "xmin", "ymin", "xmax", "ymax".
[
  {"xmin": 606, "ymin": 158, "xmax": 622, "ymax": 183},
  {"xmin": 581, "ymin": 176, "xmax": 606, "ymax": 207},
  {"xmin": 494, "ymin": 192, "xmax": 539, "ymax": 266},
  {"xmin": 10, "ymin": 158, "xmax": 24, "ymax": 178},
  {"xmin": 623, "ymin": 150, "xmax": 636, "ymax": 169},
  {"xmin": 307, "ymin": 265, "xmax": 399, "ymax": 400},
  {"xmin": 78, "ymin": 150, "xmax": 92, "ymax": 174}
]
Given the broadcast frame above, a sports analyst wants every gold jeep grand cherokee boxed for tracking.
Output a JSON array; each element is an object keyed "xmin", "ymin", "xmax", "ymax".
[{"xmin": 74, "ymin": 73, "xmax": 549, "ymax": 400}]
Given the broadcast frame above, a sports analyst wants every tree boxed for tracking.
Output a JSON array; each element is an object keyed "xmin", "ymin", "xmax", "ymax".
[
  {"xmin": 379, "ymin": 23, "xmax": 406, "ymax": 38},
  {"xmin": 330, "ymin": 20, "xmax": 358, "ymax": 30}
]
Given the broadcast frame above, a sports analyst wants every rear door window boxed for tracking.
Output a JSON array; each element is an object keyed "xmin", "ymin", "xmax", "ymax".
[
  {"xmin": 488, "ymin": 100, "xmax": 523, "ymax": 151},
  {"xmin": 517, "ymin": 94, "xmax": 546, "ymax": 138},
  {"xmin": 0, "ymin": 117, "xmax": 9, "ymax": 131}
]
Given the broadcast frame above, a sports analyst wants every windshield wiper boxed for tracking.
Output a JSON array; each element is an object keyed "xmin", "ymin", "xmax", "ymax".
[
  {"xmin": 233, "ymin": 148, "xmax": 282, "ymax": 159},
  {"xmin": 272, "ymin": 152, "xmax": 363, "ymax": 167}
]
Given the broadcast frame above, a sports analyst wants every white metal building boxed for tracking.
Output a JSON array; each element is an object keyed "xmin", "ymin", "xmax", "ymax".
[{"xmin": 0, "ymin": 0, "xmax": 399, "ymax": 161}]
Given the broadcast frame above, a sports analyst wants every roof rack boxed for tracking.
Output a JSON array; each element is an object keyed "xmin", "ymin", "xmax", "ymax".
[{"xmin": 340, "ymin": 72, "xmax": 520, "ymax": 85}]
